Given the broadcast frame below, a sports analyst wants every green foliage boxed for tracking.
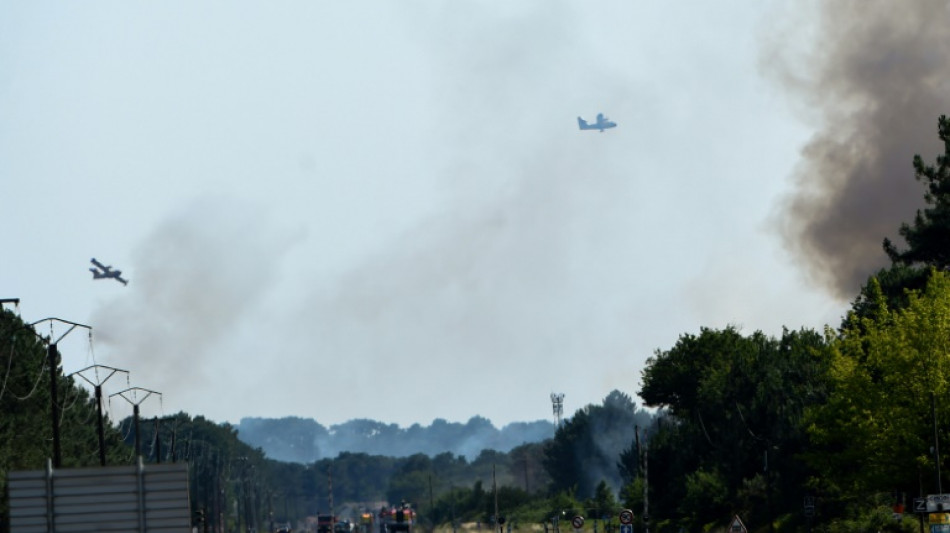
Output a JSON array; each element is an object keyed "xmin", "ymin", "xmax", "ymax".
[
  {"xmin": 619, "ymin": 477, "xmax": 644, "ymax": 514},
  {"xmin": 586, "ymin": 480, "xmax": 618, "ymax": 519},
  {"xmin": 806, "ymin": 269, "xmax": 950, "ymax": 501},
  {"xmin": 638, "ymin": 326, "xmax": 831, "ymax": 529},
  {"xmin": 546, "ymin": 489, "xmax": 583, "ymax": 525},
  {"xmin": 846, "ymin": 264, "xmax": 931, "ymax": 329},
  {"xmin": 543, "ymin": 391, "xmax": 651, "ymax": 499},
  {"xmin": 508, "ymin": 442, "xmax": 551, "ymax": 494},
  {"xmin": 679, "ymin": 468, "xmax": 728, "ymax": 529},
  {"xmin": 387, "ymin": 454, "xmax": 433, "ymax": 507},
  {"xmin": 819, "ymin": 504, "xmax": 918, "ymax": 533}
]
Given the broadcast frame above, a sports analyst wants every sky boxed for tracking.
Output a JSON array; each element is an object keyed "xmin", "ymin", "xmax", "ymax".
[{"xmin": 2, "ymin": 1, "xmax": 944, "ymax": 429}]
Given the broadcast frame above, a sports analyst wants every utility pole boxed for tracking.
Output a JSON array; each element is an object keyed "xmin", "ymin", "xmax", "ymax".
[
  {"xmin": 329, "ymin": 463, "xmax": 334, "ymax": 524},
  {"xmin": 643, "ymin": 446, "xmax": 649, "ymax": 533},
  {"xmin": 429, "ymin": 473, "xmax": 434, "ymax": 520},
  {"xmin": 49, "ymin": 344, "xmax": 62, "ymax": 467},
  {"xmin": 110, "ymin": 387, "xmax": 161, "ymax": 458},
  {"xmin": 154, "ymin": 418, "xmax": 161, "ymax": 463},
  {"xmin": 523, "ymin": 453, "xmax": 530, "ymax": 493},
  {"xmin": 493, "ymin": 464, "xmax": 499, "ymax": 533},
  {"xmin": 149, "ymin": 416, "xmax": 179, "ymax": 464},
  {"xmin": 30, "ymin": 317, "xmax": 92, "ymax": 468},
  {"xmin": 935, "ymin": 392, "xmax": 943, "ymax": 494},
  {"xmin": 70, "ymin": 365, "xmax": 129, "ymax": 466}
]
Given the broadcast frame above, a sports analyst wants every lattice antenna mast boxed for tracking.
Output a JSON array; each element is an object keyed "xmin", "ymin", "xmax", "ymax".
[{"xmin": 550, "ymin": 393, "xmax": 565, "ymax": 428}]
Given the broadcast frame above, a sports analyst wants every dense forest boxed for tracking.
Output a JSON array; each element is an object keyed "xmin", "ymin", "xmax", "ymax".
[
  {"xmin": 6, "ymin": 116, "xmax": 950, "ymax": 532},
  {"xmin": 235, "ymin": 416, "xmax": 556, "ymax": 463}
]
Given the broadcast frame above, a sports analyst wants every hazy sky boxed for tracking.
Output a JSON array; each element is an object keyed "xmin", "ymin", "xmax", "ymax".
[{"xmin": 5, "ymin": 1, "xmax": 937, "ymax": 428}]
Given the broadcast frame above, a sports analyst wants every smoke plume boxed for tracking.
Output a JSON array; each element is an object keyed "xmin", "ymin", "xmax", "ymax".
[
  {"xmin": 91, "ymin": 196, "xmax": 300, "ymax": 406},
  {"xmin": 765, "ymin": 0, "xmax": 950, "ymax": 299}
]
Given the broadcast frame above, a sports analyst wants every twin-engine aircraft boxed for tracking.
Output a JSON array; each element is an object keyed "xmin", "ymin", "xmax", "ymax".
[
  {"xmin": 90, "ymin": 258, "xmax": 128, "ymax": 286},
  {"xmin": 577, "ymin": 113, "xmax": 617, "ymax": 132}
]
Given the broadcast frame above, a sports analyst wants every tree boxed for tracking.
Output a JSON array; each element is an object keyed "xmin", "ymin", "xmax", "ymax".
[
  {"xmin": 679, "ymin": 467, "xmax": 728, "ymax": 530},
  {"xmin": 542, "ymin": 391, "xmax": 651, "ymax": 499},
  {"xmin": 508, "ymin": 442, "xmax": 550, "ymax": 494},
  {"xmin": 637, "ymin": 326, "xmax": 831, "ymax": 529},
  {"xmin": 805, "ymin": 270, "xmax": 950, "ymax": 501},
  {"xmin": 586, "ymin": 480, "xmax": 618, "ymax": 520}
]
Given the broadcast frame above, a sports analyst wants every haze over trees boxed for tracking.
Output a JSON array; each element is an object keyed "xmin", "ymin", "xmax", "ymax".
[{"xmin": 236, "ymin": 416, "xmax": 555, "ymax": 463}]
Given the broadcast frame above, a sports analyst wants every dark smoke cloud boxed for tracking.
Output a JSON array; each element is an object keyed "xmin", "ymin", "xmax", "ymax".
[{"xmin": 764, "ymin": 0, "xmax": 950, "ymax": 299}]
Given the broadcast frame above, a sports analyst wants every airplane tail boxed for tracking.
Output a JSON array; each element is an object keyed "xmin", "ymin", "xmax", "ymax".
[{"xmin": 577, "ymin": 117, "xmax": 588, "ymax": 129}]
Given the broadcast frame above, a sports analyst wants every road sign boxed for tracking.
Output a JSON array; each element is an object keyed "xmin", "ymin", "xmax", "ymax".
[
  {"xmin": 929, "ymin": 494, "xmax": 950, "ymax": 513},
  {"xmin": 916, "ymin": 498, "xmax": 929, "ymax": 513},
  {"xmin": 619, "ymin": 525, "xmax": 633, "ymax": 533},
  {"xmin": 803, "ymin": 495, "xmax": 816, "ymax": 518},
  {"xmin": 618, "ymin": 510, "xmax": 634, "ymax": 525},
  {"xmin": 729, "ymin": 515, "xmax": 748, "ymax": 533},
  {"xmin": 572, "ymin": 516, "xmax": 585, "ymax": 529}
]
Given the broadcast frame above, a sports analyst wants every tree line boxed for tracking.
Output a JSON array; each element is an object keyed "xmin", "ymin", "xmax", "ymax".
[{"xmin": 235, "ymin": 416, "xmax": 555, "ymax": 464}]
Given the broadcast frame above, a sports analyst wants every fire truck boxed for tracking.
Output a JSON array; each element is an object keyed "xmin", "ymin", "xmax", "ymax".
[
  {"xmin": 378, "ymin": 502, "xmax": 415, "ymax": 533},
  {"xmin": 317, "ymin": 514, "xmax": 337, "ymax": 533}
]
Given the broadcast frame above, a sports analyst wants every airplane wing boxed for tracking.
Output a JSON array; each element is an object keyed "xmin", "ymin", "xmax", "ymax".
[{"xmin": 90, "ymin": 258, "xmax": 110, "ymax": 271}]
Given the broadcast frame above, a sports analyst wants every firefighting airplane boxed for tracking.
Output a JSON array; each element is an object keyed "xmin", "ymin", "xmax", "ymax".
[
  {"xmin": 577, "ymin": 113, "xmax": 617, "ymax": 132},
  {"xmin": 90, "ymin": 258, "xmax": 128, "ymax": 286}
]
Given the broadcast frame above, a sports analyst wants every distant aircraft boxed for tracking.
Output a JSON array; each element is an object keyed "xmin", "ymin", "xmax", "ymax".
[
  {"xmin": 90, "ymin": 258, "xmax": 128, "ymax": 286},
  {"xmin": 577, "ymin": 113, "xmax": 617, "ymax": 132}
]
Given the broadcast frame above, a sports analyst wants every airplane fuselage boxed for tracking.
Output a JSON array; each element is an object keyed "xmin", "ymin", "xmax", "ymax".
[{"xmin": 577, "ymin": 115, "xmax": 617, "ymax": 132}]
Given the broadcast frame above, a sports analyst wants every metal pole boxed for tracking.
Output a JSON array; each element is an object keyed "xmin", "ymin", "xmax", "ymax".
[
  {"xmin": 48, "ymin": 344, "xmax": 62, "ymax": 468},
  {"xmin": 134, "ymin": 404, "xmax": 141, "ymax": 458},
  {"xmin": 935, "ymin": 392, "xmax": 943, "ymax": 494},
  {"xmin": 170, "ymin": 426, "xmax": 177, "ymax": 462},
  {"xmin": 766, "ymin": 449, "xmax": 774, "ymax": 533},
  {"xmin": 109, "ymin": 387, "xmax": 161, "ymax": 461},
  {"xmin": 96, "ymin": 385, "xmax": 106, "ymax": 466},
  {"xmin": 70, "ymin": 365, "xmax": 128, "ymax": 466},
  {"xmin": 643, "ymin": 446, "xmax": 649, "ymax": 533},
  {"xmin": 493, "ymin": 464, "xmax": 499, "ymax": 533},
  {"xmin": 155, "ymin": 417, "xmax": 162, "ymax": 464},
  {"xmin": 429, "ymin": 473, "xmax": 434, "ymax": 521}
]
